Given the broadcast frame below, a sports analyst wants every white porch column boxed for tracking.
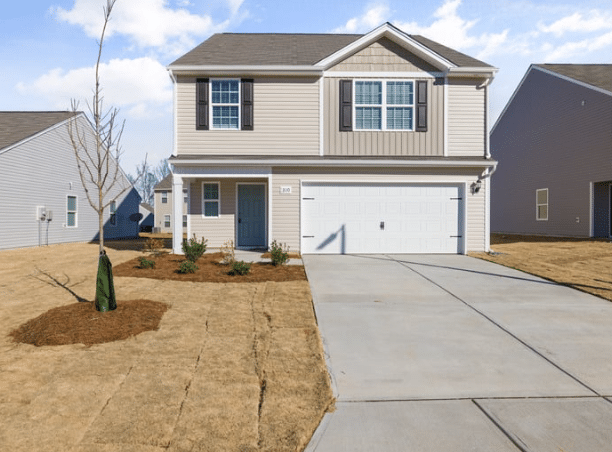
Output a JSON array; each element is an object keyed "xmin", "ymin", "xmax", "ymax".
[{"xmin": 172, "ymin": 173, "xmax": 183, "ymax": 254}]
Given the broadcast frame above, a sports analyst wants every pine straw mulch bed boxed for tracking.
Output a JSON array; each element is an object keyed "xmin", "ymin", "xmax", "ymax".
[
  {"xmin": 9, "ymin": 299, "xmax": 169, "ymax": 347},
  {"xmin": 113, "ymin": 251, "xmax": 307, "ymax": 283}
]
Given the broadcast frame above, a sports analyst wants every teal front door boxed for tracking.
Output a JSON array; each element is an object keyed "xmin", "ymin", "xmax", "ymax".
[{"xmin": 237, "ymin": 184, "xmax": 266, "ymax": 247}]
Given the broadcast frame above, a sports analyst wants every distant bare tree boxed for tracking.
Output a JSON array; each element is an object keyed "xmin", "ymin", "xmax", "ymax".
[
  {"xmin": 155, "ymin": 158, "xmax": 170, "ymax": 181},
  {"xmin": 67, "ymin": 0, "xmax": 144, "ymax": 253},
  {"xmin": 129, "ymin": 158, "xmax": 158, "ymax": 204}
]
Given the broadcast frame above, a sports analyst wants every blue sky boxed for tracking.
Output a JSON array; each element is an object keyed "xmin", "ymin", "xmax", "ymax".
[{"xmin": 3, "ymin": 0, "xmax": 612, "ymax": 175}]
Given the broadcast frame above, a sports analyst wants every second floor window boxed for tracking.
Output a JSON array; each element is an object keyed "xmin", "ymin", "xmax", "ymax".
[
  {"xmin": 354, "ymin": 80, "xmax": 414, "ymax": 131},
  {"xmin": 212, "ymin": 80, "xmax": 240, "ymax": 129},
  {"xmin": 161, "ymin": 191, "xmax": 168, "ymax": 203}
]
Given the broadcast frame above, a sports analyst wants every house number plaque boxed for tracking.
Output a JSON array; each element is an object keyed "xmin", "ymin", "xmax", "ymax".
[{"xmin": 280, "ymin": 186, "xmax": 292, "ymax": 194}]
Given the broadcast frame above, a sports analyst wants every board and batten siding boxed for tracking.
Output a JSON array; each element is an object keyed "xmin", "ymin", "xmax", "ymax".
[
  {"xmin": 326, "ymin": 38, "xmax": 440, "ymax": 73},
  {"xmin": 0, "ymin": 115, "xmax": 139, "ymax": 250},
  {"xmin": 324, "ymin": 77, "xmax": 444, "ymax": 156},
  {"xmin": 176, "ymin": 76, "xmax": 320, "ymax": 156},
  {"xmin": 270, "ymin": 167, "xmax": 487, "ymax": 253},
  {"xmin": 447, "ymin": 78, "xmax": 486, "ymax": 157}
]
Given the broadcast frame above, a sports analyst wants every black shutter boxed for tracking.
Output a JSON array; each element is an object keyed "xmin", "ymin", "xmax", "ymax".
[
  {"xmin": 196, "ymin": 78, "xmax": 209, "ymax": 130},
  {"xmin": 241, "ymin": 79, "xmax": 254, "ymax": 131},
  {"xmin": 415, "ymin": 80, "xmax": 428, "ymax": 132},
  {"xmin": 339, "ymin": 79, "xmax": 352, "ymax": 132}
]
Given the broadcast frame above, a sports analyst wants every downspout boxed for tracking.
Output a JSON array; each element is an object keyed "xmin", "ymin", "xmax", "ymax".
[
  {"xmin": 168, "ymin": 69, "xmax": 178, "ymax": 158},
  {"xmin": 478, "ymin": 76, "xmax": 495, "ymax": 160}
]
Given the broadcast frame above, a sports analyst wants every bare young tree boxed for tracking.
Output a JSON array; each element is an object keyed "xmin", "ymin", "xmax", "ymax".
[
  {"xmin": 67, "ymin": 0, "xmax": 144, "ymax": 253},
  {"xmin": 155, "ymin": 158, "xmax": 170, "ymax": 181}
]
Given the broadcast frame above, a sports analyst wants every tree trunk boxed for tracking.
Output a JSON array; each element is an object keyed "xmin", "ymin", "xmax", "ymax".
[{"xmin": 99, "ymin": 191, "xmax": 104, "ymax": 253}]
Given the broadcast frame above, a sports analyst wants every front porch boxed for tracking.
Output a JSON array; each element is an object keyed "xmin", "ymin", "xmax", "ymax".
[{"xmin": 171, "ymin": 174, "xmax": 270, "ymax": 254}]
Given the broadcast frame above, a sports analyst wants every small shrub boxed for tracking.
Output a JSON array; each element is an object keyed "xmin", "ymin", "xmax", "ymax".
[
  {"xmin": 182, "ymin": 235, "xmax": 207, "ymax": 262},
  {"xmin": 137, "ymin": 256, "xmax": 156, "ymax": 269},
  {"xmin": 269, "ymin": 240, "xmax": 290, "ymax": 266},
  {"xmin": 178, "ymin": 260, "xmax": 198, "ymax": 274},
  {"xmin": 228, "ymin": 260, "xmax": 251, "ymax": 276},
  {"xmin": 220, "ymin": 239, "xmax": 235, "ymax": 265},
  {"xmin": 143, "ymin": 237, "xmax": 164, "ymax": 255}
]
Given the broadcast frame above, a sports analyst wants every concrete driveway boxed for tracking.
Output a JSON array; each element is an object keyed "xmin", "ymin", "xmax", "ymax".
[{"xmin": 303, "ymin": 254, "xmax": 612, "ymax": 452}]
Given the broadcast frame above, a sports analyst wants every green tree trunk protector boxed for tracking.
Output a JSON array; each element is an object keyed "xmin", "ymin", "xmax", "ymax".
[{"xmin": 95, "ymin": 252, "xmax": 117, "ymax": 312}]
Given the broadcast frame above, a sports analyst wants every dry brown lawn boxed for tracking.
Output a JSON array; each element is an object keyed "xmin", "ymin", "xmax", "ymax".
[
  {"xmin": 0, "ymin": 239, "xmax": 333, "ymax": 452},
  {"xmin": 471, "ymin": 234, "xmax": 612, "ymax": 302}
]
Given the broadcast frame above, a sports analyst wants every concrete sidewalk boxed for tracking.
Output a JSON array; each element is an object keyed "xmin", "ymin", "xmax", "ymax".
[{"xmin": 304, "ymin": 254, "xmax": 612, "ymax": 452}]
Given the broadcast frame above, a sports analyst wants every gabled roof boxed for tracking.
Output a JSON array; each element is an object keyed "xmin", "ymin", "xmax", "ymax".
[
  {"xmin": 492, "ymin": 64, "xmax": 612, "ymax": 134},
  {"xmin": 534, "ymin": 64, "xmax": 612, "ymax": 94},
  {"xmin": 168, "ymin": 22, "xmax": 494, "ymax": 74},
  {"xmin": 0, "ymin": 111, "xmax": 78, "ymax": 152},
  {"xmin": 154, "ymin": 174, "xmax": 172, "ymax": 191}
]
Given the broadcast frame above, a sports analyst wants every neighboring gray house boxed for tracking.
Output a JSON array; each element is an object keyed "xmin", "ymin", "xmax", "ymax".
[
  {"xmin": 139, "ymin": 203, "xmax": 154, "ymax": 232},
  {"xmin": 0, "ymin": 111, "xmax": 140, "ymax": 250},
  {"xmin": 491, "ymin": 64, "xmax": 612, "ymax": 238},
  {"xmin": 153, "ymin": 174, "xmax": 188, "ymax": 233},
  {"xmin": 167, "ymin": 23, "xmax": 498, "ymax": 254}
]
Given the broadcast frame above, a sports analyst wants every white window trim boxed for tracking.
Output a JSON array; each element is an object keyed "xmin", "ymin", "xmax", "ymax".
[
  {"xmin": 536, "ymin": 188, "xmax": 548, "ymax": 221},
  {"xmin": 164, "ymin": 214, "xmax": 171, "ymax": 228},
  {"xmin": 161, "ymin": 191, "xmax": 168, "ymax": 204},
  {"xmin": 353, "ymin": 79, "xmax": 415, "ymax": 132},
  {"xmin": 66, "ymin": 195, "xmax": 78, "ymax": 228},
  {"xmin": 210, "ymin": 78, "xmax": 241, "ymax": 130},
  {"xmin": 109, "ymin": 200, "xmax": 117, "ymax": 227},
  {"xmin": 183, "ymin": 187, "xmax": 189, "ymax": 204},
  {"xmin": 202, "ymin": 181, "xmax": 221, "ymax": 218}
]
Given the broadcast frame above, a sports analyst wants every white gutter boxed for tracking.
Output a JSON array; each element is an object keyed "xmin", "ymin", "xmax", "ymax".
[
  {"xmin": 171, "ymin": 158, "xmax": 497, "ymax": 169},
  {"xmin": 168, "ymin": 65, "xmax": 322, "ymax": 76}
]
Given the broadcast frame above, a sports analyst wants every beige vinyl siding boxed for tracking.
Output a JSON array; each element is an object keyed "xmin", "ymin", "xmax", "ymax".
[
  {"xmin": 0, "ymin": 115, "xmax": 138, "ymax": 250},
  {"xmin": 176, "ymin": 77, "xmax": 320, "ymax": 156},
  {"xmin": 270, "ymin": 167, "xmax": 487, "ymax": 253},
  {"xmin": 153, "ymin": 189, "xmax": 188, "ymax": 232},
  {"xmin": 188, "ymin": 178, "xmax": 267, "ymax": 248},
  {"xmin": 328, "ymin": 38, "xmax": 440, "ymax": 73},
  {"xmin": 447, "ymin": 78, "xmax": 486, "ymax": 157},
  {"xmin": 324, "ymin": 77, "xmax": 444, "ymax": 156}
]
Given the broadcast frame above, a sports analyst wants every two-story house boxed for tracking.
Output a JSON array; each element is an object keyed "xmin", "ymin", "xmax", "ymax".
[{"xmin": 166, "ymin": 23, "xmax": 497, "ymax": 255}]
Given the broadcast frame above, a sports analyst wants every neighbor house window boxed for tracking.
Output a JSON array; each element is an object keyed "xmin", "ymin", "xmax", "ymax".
[
  {"xmin": 110, "ymin": 200, "xmax": 117, "ymax": 226},
  {"xmin": 536, "ymin": 188, "xmax": 548, "ymax": 221},
  {"xmin": 211, "ymin": 80, "xmax": 240, "ymax": 129},
  {"xmin": 66, "ymin": 196, "xmax": 77, "ymax": 227},
  {"xmin": 183, "ymin": 188, "xmax": 189, "ymax": 204},
  {"xmin": 354, "ymin": 80, "xmax": 414, "ymax": 131},
  {"xmin": 161, "ymin": 191, "xmax": 168, "ymax": 204},
  {"xmin": 203, "ymin": 182, "xmax": 220, "ymax": 217},
  {"xmin": 183, "ymin": 215, "xmax": 188, "ymax": 228},
  {"xmin": 164, "ymin": 215, "xmax": 171, "ymax": 228}
]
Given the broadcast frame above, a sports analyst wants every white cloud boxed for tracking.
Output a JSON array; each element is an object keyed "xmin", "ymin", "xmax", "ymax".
[
  {"xmin": 16, "ymin": 57, "xmax": 172, "ymax": 120},
  {"xmin": 332, "ymin": 3, "xmax": 390, "ymax": 33},
  {"xmin": 538, "ymin": 11, "xmax": 612, "ymax": 37},
  {"xmin": 544, "ymin": 30, "xmax": 612, "ymax": 61},
  {"xmin": 52, "ymin": 0, "xmax": 244, "ymax": 57},
  {"xmin": 395, "ymin": 0, "xmax": 508, "ymax": 58}
]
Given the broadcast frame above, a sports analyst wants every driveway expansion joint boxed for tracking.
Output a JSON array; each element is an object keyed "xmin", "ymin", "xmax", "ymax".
[{"xmin": 385, "ymin": 254, "xmax": 602, "ymax": 399}]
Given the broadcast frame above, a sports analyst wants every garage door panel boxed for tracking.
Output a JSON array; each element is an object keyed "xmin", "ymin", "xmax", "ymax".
[{"xmin": 302, "ymin": 183, "xmax": 463, "ymax": 254}]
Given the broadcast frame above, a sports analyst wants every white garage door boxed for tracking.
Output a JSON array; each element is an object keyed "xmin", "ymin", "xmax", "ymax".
[{"xmin": 301, "ymin": 183, "xmax": 464, "ymax": 254}]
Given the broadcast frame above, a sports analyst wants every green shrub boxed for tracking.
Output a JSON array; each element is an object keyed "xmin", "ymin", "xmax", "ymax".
[
  {"xmin": 269, "ymin": 240, "xmax": 290, "ymax": 266},
  {"xmin": 137, "ymin": 256, "xmax": 156, "ymax": 269},
  {"xmin": 178, "ymin": 260, "xmax": 198, "ymax": 274},
  {"xmin": 182, "ymin": 235, "xmax": 207, "ymax": 262},
  {"xmin": 228, "ymin": 260, "xmax": 251, "ymax": 276}
]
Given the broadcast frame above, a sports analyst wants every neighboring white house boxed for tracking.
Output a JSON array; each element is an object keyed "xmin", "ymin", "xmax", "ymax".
[
  {"xmin": 139, "ymin": 202, "xmax": 154, "ymax": 232},
  {"xmin": 167, "ymin": 23, "xmax": 498, "ymax": 254},
  {"xmin": 0, "ymin": 111, "xmax": 140, "ymax": 250},
  {"xmin": 153, "ymin": 174, "xmax": 188, "ymax": 233}
]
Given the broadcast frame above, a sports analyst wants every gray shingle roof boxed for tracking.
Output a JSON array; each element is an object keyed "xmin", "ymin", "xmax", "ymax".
[
  {"xmin": 535, "ymin": 64, "xmax": 612, "ymax": 93},
  {"xmin": 0, "ymin": 111, "xmax": 77, "ymax": 152},
  {"xmin": 170, "ymin": 29, "xmax": 493, "ymax": 69},
  {"xmin": 153, "ymin": 173, "xmax": 172, "ymax": 191}
]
